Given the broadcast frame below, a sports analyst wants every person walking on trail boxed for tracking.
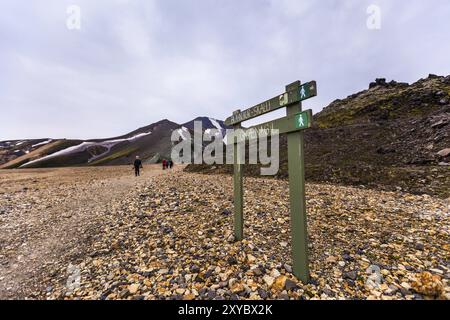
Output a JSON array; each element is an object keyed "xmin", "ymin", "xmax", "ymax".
[
  {"xmin": 162, "ymin": 159, "xmax": 167, "ymax": 170},
  {"xmin": 169, "ymin": 160, "xmax": 173, "ymax": 169},
  {"xmin": 134, "ymin": 156, "xmax": 143, "ymax": 177}
]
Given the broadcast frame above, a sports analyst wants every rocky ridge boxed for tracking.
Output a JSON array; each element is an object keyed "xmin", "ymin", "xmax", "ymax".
[{"xmin": 186, "ymin": 75, "xmax": 450, "ymax": 198}]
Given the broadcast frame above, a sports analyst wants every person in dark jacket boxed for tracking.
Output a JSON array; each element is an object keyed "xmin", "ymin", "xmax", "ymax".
[{"xmin": 134, "ymin": 156, "xmax": 143, "ymax": 177}]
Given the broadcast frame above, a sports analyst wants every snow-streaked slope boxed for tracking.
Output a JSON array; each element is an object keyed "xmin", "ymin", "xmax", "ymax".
[
  {"xmin": 21, "ymin": 131, "xmax": 152, "ymax": 167},
  {"xmin": 21, "ymin": 142, "xmax": 96, "ymax": 167}
]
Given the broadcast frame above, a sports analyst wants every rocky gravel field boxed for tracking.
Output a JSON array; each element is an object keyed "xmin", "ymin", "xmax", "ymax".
[{"xmin": 0, "ymin": 166, "xmax": 448, "ymax": 300}]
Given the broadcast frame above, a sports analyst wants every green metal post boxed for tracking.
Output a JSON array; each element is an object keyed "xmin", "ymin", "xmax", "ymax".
[
  {"xmin": 233, "ymin": 122, "xmax": 244, "ymax": 241},
  {"xmin": 286, "ymin": 81, "xmax": 310, "ymax": 283}
]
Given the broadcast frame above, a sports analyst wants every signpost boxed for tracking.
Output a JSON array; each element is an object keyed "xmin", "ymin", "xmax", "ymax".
[{"xmin": 225, "ymin": 80, "xmax": 316, "ymax": 283}]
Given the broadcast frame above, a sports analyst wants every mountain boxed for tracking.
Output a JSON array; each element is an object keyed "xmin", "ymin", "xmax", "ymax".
[
  {"xmin": 182, "ymin": 117, "xmax": 228, "ymax": 132},
  {"xmin": 2, "ymin": 74, "xmax": 449, "ymax": 197},
  {"xmin": 185, "ymin": 74, "xmax": 450, "ymax": 198},
  {"xmin": 0, "ymin": 117, "xmax": 225, "ymax": 169},
  {"xmin": 0, "ymin": 139, "xmax": 82, "ymax": 168}
]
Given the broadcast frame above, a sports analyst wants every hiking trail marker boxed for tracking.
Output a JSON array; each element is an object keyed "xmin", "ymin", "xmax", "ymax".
[{"xmin": 224, "ymin": 80, "xmax": 316, "ymax": 283}]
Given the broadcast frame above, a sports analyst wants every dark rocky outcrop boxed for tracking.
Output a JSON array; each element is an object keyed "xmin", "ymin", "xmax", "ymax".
[{"xmin": 186, "ymin": 75, "xmax": 450, "ymax": 198}]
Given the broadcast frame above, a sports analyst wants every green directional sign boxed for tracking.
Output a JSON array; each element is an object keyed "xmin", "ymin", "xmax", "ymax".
[
  {"xmin": 227, "ymin": 110, "xmax": 313, "ymax": 143},
  {"xmin": 252, "ymin": 110, "xmax": 312, "ymax": 134},
  {"xmin": 225, "ymin": 81, "xmax": 317, "ymax": 126}
]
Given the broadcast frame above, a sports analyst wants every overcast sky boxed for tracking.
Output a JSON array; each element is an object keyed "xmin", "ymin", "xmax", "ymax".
[{"xmin": 1, "ymin": 0, "xmax": 450, "ymax": 140}]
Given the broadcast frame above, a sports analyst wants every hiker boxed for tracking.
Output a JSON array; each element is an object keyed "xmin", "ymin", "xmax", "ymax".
[
  {"xmin": 162, "ymin": 159, "xmax": 167, "ymax": 170},
  {"xmin": 169, "ymin": 160, "xmax": 173, "ymax": 169},
  {"xmin": 134, "ymin": 156, "xmax": 143, "ymax": 177}
]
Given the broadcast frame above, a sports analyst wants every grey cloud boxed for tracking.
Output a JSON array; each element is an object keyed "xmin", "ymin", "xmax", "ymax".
[{"xmin": 1, "ymin": 0, "xmax": 449, "ymax": 139}]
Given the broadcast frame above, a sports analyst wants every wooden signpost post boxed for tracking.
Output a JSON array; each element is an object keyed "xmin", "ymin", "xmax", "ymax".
[{"xmin": 224, "ymin": 80, "xmax": 317, "ymax": 283}]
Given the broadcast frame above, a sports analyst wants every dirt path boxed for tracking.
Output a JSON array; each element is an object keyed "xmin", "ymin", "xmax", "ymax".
[{"xmin": 0, "ymin": 165, "xmax": 182, "ymax": 299}]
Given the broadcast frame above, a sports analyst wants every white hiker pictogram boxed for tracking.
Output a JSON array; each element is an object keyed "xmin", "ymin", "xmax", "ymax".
[
  {"xmin": 298, "ymin": 115, "xmax": 305, "ymax": 127},
  {"xmin": 300, "ymin": 86, "xmax": 306, "ymax": 99}
]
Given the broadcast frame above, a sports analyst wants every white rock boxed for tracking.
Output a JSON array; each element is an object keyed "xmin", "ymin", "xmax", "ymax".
[
  {"xmin": 437, "ymin": 148, "xmax": 450, "ymax": 157},
  {"xmin": 263, "ymin": 275, "xmax": 275, "ymax": 287},
  {"xmin": 400, "ymin": 282, "xmax": 411, "ymax": 290},
  {"xmin": 270, "ymin": 269, "xmax": 281, "ymax": 278}
]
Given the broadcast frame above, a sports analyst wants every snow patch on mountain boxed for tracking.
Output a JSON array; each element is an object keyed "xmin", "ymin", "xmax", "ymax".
[
  {"xmin": 177, "ymin": 127, "xmax": 190, "ymax": 141},
  {"xmin": 209, "ymin": 118, "xmax": 223, "ymax": 130},
  {"xmin": 104, "ymin": 131, "xmax": 152, "ymax": 144},
  {"xmin": 32, "ymin": 140, "xmax": 53, "ymax": 148},
  {"xmin": 15, "ymin": 141, "xmax": 26, "ymax": 146}
]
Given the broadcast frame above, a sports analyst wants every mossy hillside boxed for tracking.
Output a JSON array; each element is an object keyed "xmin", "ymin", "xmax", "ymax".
[
  {"xmin": 186, "ymin": 75, "xmax": 450, "ymax": 198},
  {"xmin": 315, "ymin": 77, "xmax": 450, "ymax": 128},
  {"xmin": 88, "ymin": 146, "xmax": 139, "ymax": 166}
]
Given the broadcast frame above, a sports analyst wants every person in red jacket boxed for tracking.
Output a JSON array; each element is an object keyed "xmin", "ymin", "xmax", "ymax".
[{"xmin": 162, "ymin": 159, "xmax": 167, "ymax": 170}]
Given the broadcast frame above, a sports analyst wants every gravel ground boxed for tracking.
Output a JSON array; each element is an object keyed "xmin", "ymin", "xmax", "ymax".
[
  {"xmin": 0, "ymin": 166, "xmax": 448, "ymax": 300},
  {"xmin": 0, "ymin": 165, "xmax": 171, "ymax": 299}
]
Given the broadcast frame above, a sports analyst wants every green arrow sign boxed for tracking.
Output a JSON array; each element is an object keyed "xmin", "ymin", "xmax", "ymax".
[
  {"xmin": 225, "ymin": 81, "xmax": 317, "ymax": 126},
  {"xmin": 226, "ymin": 110, "xmax": 313, "ymax": 143}
]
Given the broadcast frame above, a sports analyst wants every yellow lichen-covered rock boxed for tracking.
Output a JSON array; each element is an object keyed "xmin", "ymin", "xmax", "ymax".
[
  {"xmin": 128, "ymin": 283, "xmax": 140, "ymax": 295},
  {"xmin": 411, "ymin": 272, "xmax": 444, "ymax": 297},
  {"xmin": 183, "ymin": 293, "xmax": 195, "ymax": 300},
  {"xmin": 272, "ymin": 275, "xmax": 288, "ymax": 291},
  {"xmin": 230, "ymin": 282, "xmax": 245, "ymax": 293}
]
